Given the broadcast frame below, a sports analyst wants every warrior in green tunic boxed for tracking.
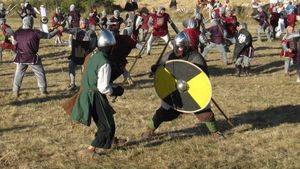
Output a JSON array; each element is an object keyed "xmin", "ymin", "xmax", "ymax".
[{"xmin": 70, "ymin": 30, "xmax": 125, "ymax": 158}]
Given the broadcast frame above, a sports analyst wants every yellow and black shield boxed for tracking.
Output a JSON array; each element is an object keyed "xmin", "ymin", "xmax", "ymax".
[{"xmin": 154, "ymin": 59, "xmax": 212, "ymax": 113}]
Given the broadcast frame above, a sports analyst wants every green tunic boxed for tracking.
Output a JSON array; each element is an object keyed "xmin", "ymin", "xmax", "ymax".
[{"xmin": 71, "ymin": 50, "xmax": 113, "ymax": 126}]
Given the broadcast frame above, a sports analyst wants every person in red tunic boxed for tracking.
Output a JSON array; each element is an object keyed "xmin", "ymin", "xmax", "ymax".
[
  {"xmin": 51, "ymin": 7, "xmax": 65, "ymax": 45},
  {"xmin": 88, "ymin": 6, "xmax": 100, "ymax": 31},
  {"xmin": 286, "ymin": 9, "xmax": 297, "ymax": 29},
  {"xmin": 146, "ymin": 6, "xmax": 174, "ymax": 55},
  {"xmin": 183, "ymin": 18, "xmax": 201, "ymax": 52},
  {"xmin": 139, "ymin": 9, "xmax": 151, "ymax": 42},
  {"xmin": 0, "ymin": 18, "xmax": 15, "ymax": 63},
  {"xmin": 223, "ymin": 10, "xmax": 238, "ymax": 45}
]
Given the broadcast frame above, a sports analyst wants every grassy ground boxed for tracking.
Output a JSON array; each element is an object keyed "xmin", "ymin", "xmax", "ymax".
[{"xmin": 0, "ymin": 2, "xmax": 300, "ymax": 169}]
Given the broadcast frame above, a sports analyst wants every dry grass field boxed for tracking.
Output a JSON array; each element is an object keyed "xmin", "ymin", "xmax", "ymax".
[{"xmin": 0, "ymin": 1, "xmax": 300, "ymax": 169}]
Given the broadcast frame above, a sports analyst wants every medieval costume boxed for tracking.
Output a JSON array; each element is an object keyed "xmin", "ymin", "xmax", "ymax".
[
  {"xmin": 124, "ymin": 0, "xmax": 135, "ymax": 12},
  {"xmin": 142, "ymin": 31, "xmax": 223, "ymax": 140},
  {"xmin": 132, "ymin": 0, "xmax": 139, "ymax": 10},
  {"xmin": 64, "ymin": 19, "xmax": 97, "ymax": 91},
  {"xmin": 223, "ymin": 10, "xmax": 238, "ymax": 45},
  {"xmin": 51, "ymin": 7, "xmax": 65, "ymax": 45},
  {"xmin": 12, "ymin": 16, "xmax": 59, "ymax": 97},
  {"xmin": 89, "ymin": 7, "xmax": 100, "ymax": 31},
  {"xmin": 146, "ymin": 7, "xmax": 174, "ymax": 55},
  {"xmin": 39, "ymin": 5, "xmax": 49, "ymax": 33},
  {"xmin": 18, "ymin": 1, "xmax": 39, "ymax": 19},
  {"xmin": 202, "ymin": 12, "xmax": 228, "ymax": 65},
  {"xmin": 233, "ymin": 23, "xmax": 254, "ymax": 76},
  {"xmin": 269, "ymin": 5, "xmax": 280, "ymax": 39},
  {"xmin": 63, "ymin": 30, "xmax": 125, "ymax": 158},
  {"xmin": 281, "ymin": 26, "xmax": 296, "ymax": 76},
  {"xmin": 182, "ymin": 19, "xmax": 201, "ymax": 52},
  {"xmin": 286, "ymin": 6, "xmax": 297, "ymax": 29},
  {"xmin": 169, "ymin": 0, "xmax": 177, "ymax": 9},
  {"xmin": 99, "ymin": 11, "xmax": 108, "ymax": 29},
  {"xmin": 123, "ymin": 12, "xmax": 143, "ymax": 41},
  {"xmin": 109, "ymin": 34, "xmax": 142, "ymax": 84},
  {"xmin": 107, "ymin": 10, "xmax": 124, "ymax": 35},
  {"xmin": 0, "ymin": 18, "xmax": 15, "ymax": 63},
  {"xmin": 0, "ymin": 3, "xmax": 9, "ymax": 19},
  {"xmin": 255, "ymin": 7, "xmax": 272, "ymax": 41},
  {"xmin": 139, "ymin": 10, "xmax": 151, "ymax": 42},
  {"xmin": 68, "ymin": 4, "xmax": 81, "ymax": 47}
]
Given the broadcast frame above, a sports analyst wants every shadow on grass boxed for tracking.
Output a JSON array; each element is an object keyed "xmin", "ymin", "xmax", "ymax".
[
  {"xmin": 208, "ymin": 65, "xmax": 236, "ymax": 77},
  {"xmin": 0, "ymin": 124, "xmax": 38, "ymax": 133},
  {"xmin": 252, "ymin": 60, "xmax": 282, "ymax": 74},
  {"xmin": 0, "ymin": 85, "xmax": 58, "ymax": 93},
  {"xmin": 119, "ymin": 104, "xmax": 299, "ymax": 149},
  {"xmin": 255, "ymin": 52, "xmax": 279, "ymax": 58},
  {"xmin": 9, "ymin": 92, "xmax": 74, "ymax": 106},
  {"xmin": 255, "ymin": 46, "xmax": 282, "ymax": 51},
  {"xmin": 41, "ymin": 50, "xmax": 69, "ymax": 60}
]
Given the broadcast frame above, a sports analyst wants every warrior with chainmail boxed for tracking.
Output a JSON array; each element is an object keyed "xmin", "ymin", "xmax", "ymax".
[
  {"xmin": 141, "ymin": 31, "xmax": 224, "ymax": 140},
  {"xmin": 233, "ymin": 23, "xmax": 254, "ymax": 77}
]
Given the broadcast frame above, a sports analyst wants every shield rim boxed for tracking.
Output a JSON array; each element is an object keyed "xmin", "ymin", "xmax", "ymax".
[{"xmin": 154, "ymin": 59, "xmax": 212, "ymax": 114}]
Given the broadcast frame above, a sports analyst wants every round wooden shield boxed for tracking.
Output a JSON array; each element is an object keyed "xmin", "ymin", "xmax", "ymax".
[{"xmin": 154, "ymin": 59, "xmax": 212, "ymax": 113}]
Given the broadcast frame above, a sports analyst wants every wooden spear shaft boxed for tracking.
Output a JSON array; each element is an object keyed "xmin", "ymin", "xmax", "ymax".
[{"xmin": 211, "ymin": 98, "xmax": 234, "ymax": 127}]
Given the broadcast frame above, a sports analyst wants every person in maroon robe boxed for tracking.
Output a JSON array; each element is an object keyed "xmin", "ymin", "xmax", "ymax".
[
  {"xmin": 12, "ymin": 16, "xmax": 61, "ymax": 97},
  {"xmin": 109, "ymin": 34, "xmax": 143, "ymax": 85}
]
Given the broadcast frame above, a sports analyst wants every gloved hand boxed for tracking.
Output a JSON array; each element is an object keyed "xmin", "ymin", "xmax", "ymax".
[{"xmin": 111, "ymin": 86, "xmax": 124, "ymax": 97}]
